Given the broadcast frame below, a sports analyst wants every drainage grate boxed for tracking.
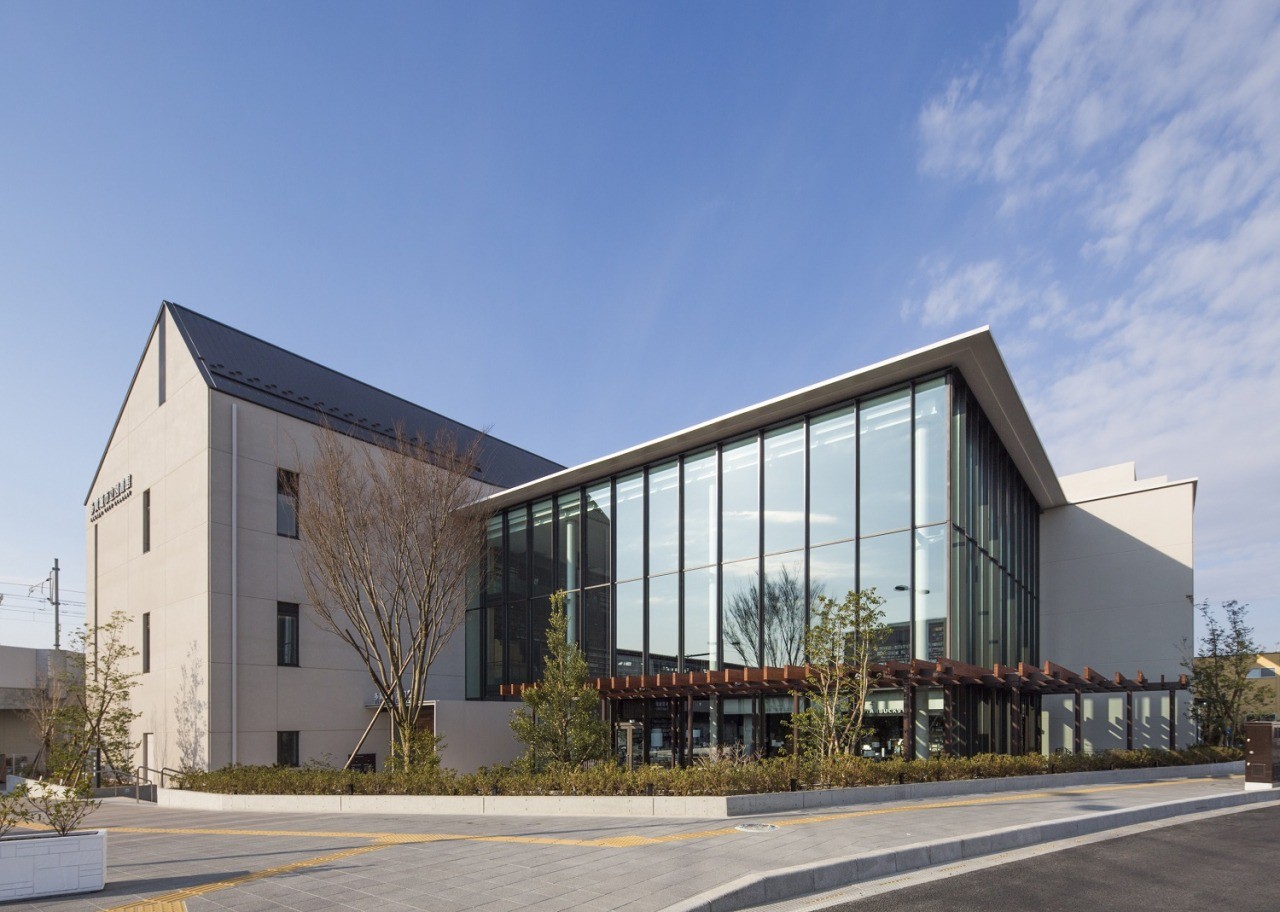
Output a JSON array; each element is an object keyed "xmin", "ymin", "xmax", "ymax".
[{"xmin": 735, "ymin": 823, "xmax": 779, "ymax": 832}]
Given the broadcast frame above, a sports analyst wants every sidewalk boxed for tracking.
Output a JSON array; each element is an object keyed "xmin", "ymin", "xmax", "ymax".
[{"xmin": 7, "ymin": 774, "xmax": 1275, "ymax": 912}]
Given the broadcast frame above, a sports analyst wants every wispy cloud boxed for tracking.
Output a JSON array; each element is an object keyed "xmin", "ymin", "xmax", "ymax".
[{"xmin": 909, "ymin": 0, "xmax": 1280, "ymax": 637}]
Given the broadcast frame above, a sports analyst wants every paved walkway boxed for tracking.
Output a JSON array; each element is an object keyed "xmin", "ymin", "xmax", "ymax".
[{"xmin": 8, "ymin": 775, "xmax": 1272, "ymax": 912}]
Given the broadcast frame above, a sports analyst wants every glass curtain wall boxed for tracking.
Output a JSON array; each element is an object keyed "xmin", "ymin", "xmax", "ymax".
[{"xmin": 471, "ymin": 371, "xmax": 1040, "ymax": 758}]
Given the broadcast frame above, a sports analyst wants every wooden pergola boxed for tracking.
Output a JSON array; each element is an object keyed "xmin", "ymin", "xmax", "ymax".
[{"xmin": 501, "ymin": 658, "xmax": 1189, "ymax": 759}]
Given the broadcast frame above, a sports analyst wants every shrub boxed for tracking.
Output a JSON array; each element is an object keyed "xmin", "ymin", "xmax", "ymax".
[{"xmin": 173, "ymin": 745, "xmax": 1243, "ymax": 797}]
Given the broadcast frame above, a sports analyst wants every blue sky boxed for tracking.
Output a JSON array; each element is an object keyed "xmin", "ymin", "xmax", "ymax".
[{"xmin": 2, "ymin": 1, "xmax": 1276, "ymax": 653}]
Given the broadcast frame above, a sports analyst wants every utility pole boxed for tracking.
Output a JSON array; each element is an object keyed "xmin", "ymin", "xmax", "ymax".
[{"xmin": 49, "ymin": 558, "xmax": 61, "ymax": 650}]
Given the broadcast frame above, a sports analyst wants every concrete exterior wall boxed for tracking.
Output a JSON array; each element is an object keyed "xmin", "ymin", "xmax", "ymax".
[
  {"xmin": 1039, "ymin": 463, "xmax": 1196, "ymax": 752},
  {"xmin": 88, "ymin": 310, "xmax": 475, "ymax": 774},
  {"xmin": 431, "ymin": 700, "xmax": 522, "ymax": 773},
  {"xmin": 87, "ymin": 309, "xmax": 211, "ymax": 777}
]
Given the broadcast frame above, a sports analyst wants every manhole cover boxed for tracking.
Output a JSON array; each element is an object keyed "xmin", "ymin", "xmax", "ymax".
[{"xmin": 734, "ymin": 823, "xmax": 779, "ymax": 832}]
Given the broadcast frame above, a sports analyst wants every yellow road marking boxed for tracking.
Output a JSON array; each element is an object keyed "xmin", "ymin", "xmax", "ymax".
[{"xmin": 97, "ymin": 776, "xmax": 1226, "ymax": 910}]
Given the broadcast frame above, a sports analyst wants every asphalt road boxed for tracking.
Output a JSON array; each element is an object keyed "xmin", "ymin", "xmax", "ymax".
[{"xmin": 832, "ymin": 804, "xmax": 1280, "ymax": 912}]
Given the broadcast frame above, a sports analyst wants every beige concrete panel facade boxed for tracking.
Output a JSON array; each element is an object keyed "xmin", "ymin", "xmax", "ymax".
[
  {"xmin": 86, "ymin": 310, "xmax": 212, "ymax": 779},
  {"xmin": 1041, "ymin": 471, "xmax": 1194, "ymax": 677}
]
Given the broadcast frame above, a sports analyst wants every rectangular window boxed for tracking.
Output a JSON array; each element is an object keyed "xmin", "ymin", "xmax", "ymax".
[
  {"xmin": 276, "ymin": 730, "xmax": 299, "ymax": 767},
  {"xmin": 277, "ymin": 469, "xmax": 299, "ymax": 539},
  {"xmin": 142, "ymin": 488, "xmax": 151, "ymax": 553},
  {"xmin": 142, "ymin": 612, "xmax": 151, "ymax": 673},
  {"xmin": 277, "ymin": 602, "xmax": 299, "ymax": 667}
]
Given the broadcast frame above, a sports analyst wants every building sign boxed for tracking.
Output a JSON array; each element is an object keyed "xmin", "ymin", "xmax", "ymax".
[{"xmin": 91, "ymin": 474, "xmax": 133, "ymax": 522}]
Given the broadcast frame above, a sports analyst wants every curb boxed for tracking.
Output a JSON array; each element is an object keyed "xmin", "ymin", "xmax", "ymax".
[
  {"xmin": 662, "ymin": 788, "xmax": 1280, "ymax": 912},
  {"xmin": 152, "ymin": 761, "xmax": 1243, "ymax": 819}
]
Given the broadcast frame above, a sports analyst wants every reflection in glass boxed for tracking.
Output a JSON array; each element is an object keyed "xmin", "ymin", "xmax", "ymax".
[
  {"xmin": 808, "ymin": 539, "xmax": 856, "ymax": 619},
  {"xmin": 684, "ymin": 451, "xmax": 717, "ymax": 570},
  {"xmin": 648, "ymin": 574, "xmax": 679, "ymax": 673},
  {"xmin": 914, "ymin": 379, "xmax": 948, "ymax": 526},
  {"xmin": 531, "ymin": 499, "xmax": 554, "ymax": 597},
  {"xmin": 556, "ymin": 491, "xmax": 581, "ymax": 592},
  {"xmin": 485, "ymin": 604, "xmax": 504, "ymax": 693},
  {"xmin": 615, "ymin": 580, "xmax": 643, "ymax": 676},
  {"xmin": 506, "ymin": 600, "xmax": 528, "ymax": 684},
  {"xmin": 530, "ymin": 595, "xmax": 551, "ymax": 680},
  {"xmin": 585, "ymin": 586, "xmax": 609, "ymax": 678},
  {"xmin": 859, "ymin": 531, "xmax": 911, "ymax": 662},
  {"xmin": 762, "ymin": 553, "xmax": 807, "ymax": 666},
  {"xmin": 615, "ymin": 473, "xmax": 644, "ymax": 582},
  {"xmin": 507, "ymin": 507, "xmax": 529, "ymax": 600},
  {"xmin": 914, "ymin": 526, "xmax": 947, "ymax": 660},
  {"xmin": 585, "ymin": 483, "xmax": 611, "ymax": 587},
  {"xmin": 484, "ymin": 516, "xmax": 504, "ymax": 604},
  {"xmin": 809, "ymin": 407, "xmax": 856, "ymax": 546},
  {"xmin": 722, "ymin": 558, "xmax": 758, "ymax": 669},
  {"xmin": 683, "ymin": 566, "xmax": 717, "ymax": 673},
  {"xmin": 466, "ymin": 609, "xmax": 481, "ymax": 698},
  {"xmin": 859, "ymin": 390, "xmax": 911, "ymax": 536},
  {"xmin": 648, "ymin": 462, "xmax": 679, "ymax": 576},
  {"xmin": 764, "ymin": 424, "xmax": 805, "ymax": 555},
  {"xmin": 722, "ymin": 438, "xmax": 759, "ymax": 562}
]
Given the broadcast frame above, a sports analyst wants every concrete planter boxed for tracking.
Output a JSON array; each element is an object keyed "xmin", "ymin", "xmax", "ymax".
[{"xmin": 0, "ymin": 829, "xmax": 107, "ymax": 902}]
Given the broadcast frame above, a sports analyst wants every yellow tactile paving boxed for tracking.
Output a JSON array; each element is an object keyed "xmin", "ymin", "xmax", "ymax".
[{"xmin": 96, "ymin": 776, "xmax": 1229, "ymax": 911}]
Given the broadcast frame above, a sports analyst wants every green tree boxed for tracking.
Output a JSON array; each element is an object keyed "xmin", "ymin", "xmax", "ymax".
[
  {"xmin": 1187, "ymin": 600, "xmax": 1266, "ymax": 747},
  {"xmin": 510, "ymin": 590, "xmax": 611, "ymax": 771},
  {"xmin": 793, "ymin": 589, "xmax": 888, "ymax": 760},
  {"xmin": 49, "ymin": 611, "xmax": 140, "ymax": 787}
]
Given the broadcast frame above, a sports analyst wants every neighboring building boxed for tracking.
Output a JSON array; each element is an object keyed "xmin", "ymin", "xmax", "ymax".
[
  {"xmin": 88, "ymin": 306, "xmax": 1195, "ymax": 772},
  {"xmin": 85, "ymin": 303, "xmax": 560, "ymax": 774},
  {"xmin": 1246, "ymin": 652, "xmax": 1280, "ymax": 722},
  {"xmin": 0, "ymin": 645, "xmax": 59, "ymax": 776}
]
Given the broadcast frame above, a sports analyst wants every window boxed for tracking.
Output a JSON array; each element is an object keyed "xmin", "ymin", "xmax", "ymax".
[
  {"xmin": 276, "ymin": 730, "xmax": 299, "ymax": 767},
  {"xmin": 142, "ymin": 612, "xmax": 151, "ymax": 673},
  {"xmin": 142, "ymin": 488, "xmax": 151, "ymax": 553},
  {"xmin": 277, "ymin": 602, "xmax": 299, "ymax": 667},
  {"xmin": 1247, "ymin": 667, "xmax": 1277, "ymax": 679},
  {"xmin": 277, "ymin": 469, "xmax": 299, "ymax": 538}
]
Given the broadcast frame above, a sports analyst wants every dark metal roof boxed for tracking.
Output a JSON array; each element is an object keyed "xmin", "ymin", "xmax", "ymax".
[{"xmin": 166, "ymin": 302, "xmax": 563, "ymax": 489}]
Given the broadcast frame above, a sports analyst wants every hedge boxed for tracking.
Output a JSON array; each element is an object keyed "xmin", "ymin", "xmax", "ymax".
[{"xmin": 174, "ymin": 745, "xmax": 1241, "ymax": 797}]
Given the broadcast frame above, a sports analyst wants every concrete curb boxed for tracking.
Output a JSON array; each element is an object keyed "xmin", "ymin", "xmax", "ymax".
[
  {"xmin": 661, "ymin": 787, "xmax": 1280, "ymax": 912},
  {"xmin": 154, "ymin": 761, "xmax": 1242, "ymax": 819}
]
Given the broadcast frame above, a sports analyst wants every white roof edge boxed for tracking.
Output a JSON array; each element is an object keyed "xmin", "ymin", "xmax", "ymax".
[
  {"xmin": 1052, "ymin": 475, "xmax": 1199, "ymax": 508},
  {"xmin": 483, "ymin": 327, "xmax": 1067, "ymax": 511}
]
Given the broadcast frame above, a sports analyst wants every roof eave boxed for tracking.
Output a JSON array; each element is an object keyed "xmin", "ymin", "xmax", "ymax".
[{"xmin": 482, "ymin": 327, "xmax": 1067, "ymax": 512}]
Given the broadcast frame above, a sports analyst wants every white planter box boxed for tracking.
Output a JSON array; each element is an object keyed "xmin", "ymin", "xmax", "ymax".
[{"xmin": 0, "ymin": 830, "xmax": 107, "ymax": 901}]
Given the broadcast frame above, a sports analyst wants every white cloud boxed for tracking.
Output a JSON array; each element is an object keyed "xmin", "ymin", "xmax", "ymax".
[{"xmin": 910, "ymin": 0, "xmax": 1280, "ymax": 642}]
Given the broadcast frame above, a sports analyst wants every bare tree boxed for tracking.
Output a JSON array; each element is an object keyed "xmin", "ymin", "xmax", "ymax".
[
  {"xmin": 295, "ymin": 426, "xmax": 490, "ymax": 769},
  {"xmin": 723, "ymin": 566, "xmax": 812, "ymax": 668}
]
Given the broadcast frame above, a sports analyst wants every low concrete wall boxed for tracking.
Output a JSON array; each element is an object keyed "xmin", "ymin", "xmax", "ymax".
[
  {"xmin": 0, "ymin": 830, "xmax": 107, "ymax": 902},
  {"xmin": 157, "ymin": 761, "xmax": 1243, "ymax": 819}
]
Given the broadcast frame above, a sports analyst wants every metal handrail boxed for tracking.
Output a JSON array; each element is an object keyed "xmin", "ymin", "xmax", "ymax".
[{"xmin": 134, "ymin": 765, "xmax": 184, "ymax": 801}]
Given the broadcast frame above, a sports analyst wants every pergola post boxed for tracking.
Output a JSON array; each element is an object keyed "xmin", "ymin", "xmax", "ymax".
[
  {"xmin": 943, "ymin": 685, "xmax": 954, "ymax": 756},
  {"xmin": 1011, "ymin": 686, "xmax": 1022, "ymax": 755},
  {"xmin": 1072, "ymin": 687, "xmax": 1083, "ymax": 754},
  {"xmin": 685, "ymin": 694, "xmax": 694, "ymax": 767},
  {"xmin": 902, "ymin": 682, "xmax": 916, "ymax": 759}
]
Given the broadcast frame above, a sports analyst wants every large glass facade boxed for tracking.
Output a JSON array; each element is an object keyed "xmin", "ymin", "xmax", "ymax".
[{"xmin": 469, "ymin": 370, "xmax": 1040, "ymax": 757}]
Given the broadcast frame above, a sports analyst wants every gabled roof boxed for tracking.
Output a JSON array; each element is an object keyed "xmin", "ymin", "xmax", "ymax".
[{"xmin": 86, "ymin": 302, "xmax": 563, "ymax": 502}]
